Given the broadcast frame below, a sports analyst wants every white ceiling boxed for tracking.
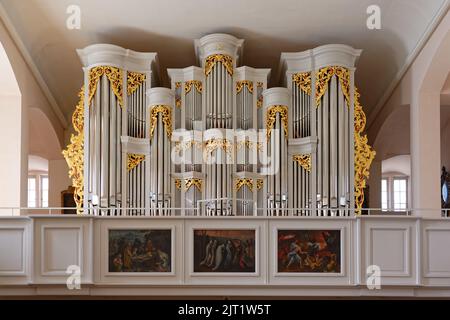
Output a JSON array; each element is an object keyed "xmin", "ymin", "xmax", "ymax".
[{"xmin": 0, "ymin": 0, "xmax": 448, "ymax": 126}]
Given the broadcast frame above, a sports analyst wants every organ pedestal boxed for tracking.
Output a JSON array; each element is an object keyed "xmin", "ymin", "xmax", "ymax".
[{"xmin": 64, "ymin": 34, "xmax": 375, "ymax": 216}]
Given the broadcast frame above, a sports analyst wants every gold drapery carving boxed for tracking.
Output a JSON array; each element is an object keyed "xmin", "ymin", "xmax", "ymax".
[
  {"xmin": 149, "ymin": 105, "xmax": 173, "ymax": 140},
  {"xmin": 292, "ymin": 72, "xmax": 312, "ymax": 95},
  {"xmin": 315, "ymin": 66, "xmax": 350, "ymax": 106},
  {"xmin": 127, "ymin": 71, "xmax": 146, "ymax": 96},
  {"xmin": 175, "ymin": 178, "xmax": 203, "ymax": 192},
  {"xmin": 235, "ymin": 178, "xmax": 254, "ymax": 192},
  {"xmin": 266, "ymin": 105, "xmax": 289, "ymax": 141},
  {"xmin": 293, "ymin": 154, "xmax": 312, "ymax": 172},
  {"xmin": 62, "ymin": 88, "xmax": 85, "ymax": 214},
  {"xmin": 184, "ymin": 80, "xmax": 203, "ymax": 94},
  {"xmin": 236, "ymin": 80, "xmax": 253, "ymax": 94},
  {"xmin": 127, "ymin": 153, "xmax": 146, "ymax": 172},
  {"xmin": 89, "ymin": 66, "xmax": 124, "ymax": 107},
  {"xmin": 256, "ymin": 82, "xmax": 264, "ymax": 108},
  {"xmin": 204, "ymin": 54, "xmax": 233, "ymax": 77},
  {"xmin": 354, "ymin": 88, "xmax": 376, "ymax": 214}
]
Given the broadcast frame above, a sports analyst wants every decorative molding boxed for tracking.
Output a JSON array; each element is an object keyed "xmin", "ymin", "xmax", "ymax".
[
  {"xmin": 292, "ymin": 72, "xmax": 311, "ymax": 95},
  {"xmin": 89, "ymin": 66, "xmax": 124, "ymax": 107},
  {"xmin": 175, "ymin": 178, "xmax": 203, "ymax": 192},
  {"xmin": 235, "ymin": 178, "xmax": 254, "ymax": 192}
]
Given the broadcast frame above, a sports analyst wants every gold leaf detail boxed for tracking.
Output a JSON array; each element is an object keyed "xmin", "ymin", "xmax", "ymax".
[
  {"xmin": 256, "ymin": 179, "xmax": 264, "ymax": 190},
  {"xmin": 149, "ymin": 105, "xmax": 172, "ymax": 140},
  {"xmin": 293, "ymin": 154, "xmax": 311, "ymax": 172},
  {"xmin": 205, "ymin": 54, "xmax": 233, "ymax": 77},
  {"xmin": 236, "ymin": 80, "xmax": 253, "ymax": 94},
  {"xmin": 235, "ymin": 178, "xmax": 254, "ymax": 192},
  {"xmin": 127, "ymin": 72, "xmax": 146, "ymax": 96},
  {"xmin": 89, "ymin": 66, "xmax": 123, "ymax": 107},
  {"xmin": 266, "ymin": 105, "xmax": 289, "ymax": 141},
  {"xmin": 292, "ymin": 72, "xmax": 311, "ymax": 95},
  {"xmin": 127, "ymin": 153, "xmax": 145, "ymax": 172},
  {"xmin": 185, "ymin": 80, "xmax": 203, "ymax": 94}
]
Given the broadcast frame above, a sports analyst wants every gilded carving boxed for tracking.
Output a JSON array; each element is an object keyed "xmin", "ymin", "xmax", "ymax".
[
  {"xmin": 89, "ymin": 66, "xmax": 123, "ymax": 107},
  {"xmin": 127, "ymin": 153, "xmax": 146, "ymax": 172},
  {"xmin": 204, "ymin": 54, "xmax": 233, "ymax": 77},
  {"xmin": 185, "ymin": 80, "xmax": 203, "ymax": 94},
  {"xmin": 235, "ymin": 178, "xmax": 254, "ymax": 192},
  {"xmin": 266, "ymin": 105, "xmax": 289, "ymax": 141},
  {"xmin": 236, "ymin": 80, "xmax": 253, "ymax": 94},
  {"xmin": 127, "ymin": 71, "xmax": 146, "ymax": 96},
  {"xmin": 149, "ymin": 105, "xmax": 172, "ymax": 140},
  {"xmin": 293, "ymin": 154, "xmax": 312, "ymax": 172},
  {"xmin": 292, "ymin": 72, "xmax": 312, "ymax": 95}
]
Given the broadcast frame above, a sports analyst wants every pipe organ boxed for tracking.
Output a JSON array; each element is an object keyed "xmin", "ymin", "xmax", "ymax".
[{"xmin": 64, "ymin": 34, "xmax": 375, "ymax": 216}]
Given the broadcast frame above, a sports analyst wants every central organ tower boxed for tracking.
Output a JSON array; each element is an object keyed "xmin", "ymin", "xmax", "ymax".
[{"xmin": 66, "ymin": 33, "xmax": 374, "ymax": 216}]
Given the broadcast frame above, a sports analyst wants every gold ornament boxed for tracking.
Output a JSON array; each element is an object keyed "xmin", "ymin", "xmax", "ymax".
[
  {"xmin": 354, "ymin": 88, "xmax": 376, "ymax": 215},
  {"xmin": 293, "ymin": 154, "xmax": 312, "ymax": 172},
  {"xmin": 62, "ymin": 87, "xmax": 85, "ymax": 214},
  {"xmin": 175, "ymin": 179, "xmax": 203, "ymax": 192},
  {"xmin": 175, "ymin": 82, "xmax": 182, "ymax": 89},
  {"xmin": 204, "ymin": 139, "xmax": 233, "ymax": 159},
  {"xmin": 315, "ymin": 66, "xmax": 350, "ymax": 106},
  {"xmin": 292, "ymin": 72, "xmax": 312, "ymax": 95},
  {"xmin": 149, "ymin": 105, "xmax": 172, "ymax": 140},
  {"xmin": 205, "ymin": 54, "xmax": 233, "ymax": 77},
  {"xmin": 256, "ymin": 82, "xmax": 264, "ymax": 108},
  {"xmin": 175, "ymin": 179, "xmax": 182, "ymax": 190},
  {"xmin": 235, "ymin": 178, "xmax": 254, "ymax": 192},
  {"xmin": 89, "ymin": 66, "xmax": 123, "ymax": 107},
  {"xmin": 174, "ymin": 140, "xmax": 202, "ymax": 152},
  {"xmin": 127, "ymin": 71, "xmax": 146, "ymax": 96},
  {"xmin": 127, "ymin": 153, "xmax": 145, "ymax": 172},
  {"xmin": 256, "ymin": 179, "xmax": 264, "ymax": 191},
  {"xmin": 184, "ymin": 80, "xmax": 203, "ymax": 94},
  {"xmin": 236, "ymin": 80, "xmax": 253, "ymax": 94},
  {"xmin": 266, "ymin": 105, "xmax": 289, "ymax": 141}
]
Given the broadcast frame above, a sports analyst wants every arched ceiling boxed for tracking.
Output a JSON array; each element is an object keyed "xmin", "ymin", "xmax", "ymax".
[
  {"xmin": 0, "ymin": 40, "xmax": 19, "ymax": 96},
  {"xmin": 0, "ymin": 0, "xmax": 448, "ymax": 128}
]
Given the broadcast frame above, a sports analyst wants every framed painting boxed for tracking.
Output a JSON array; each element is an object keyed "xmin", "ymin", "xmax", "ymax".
[
  {"xmin": 108, "ymin": 229, "xmax": 172, "ymax": 273},
  {"xmin": 193, "ymin": 229, "xmax": 256, "ymax": 273},
  {"xmin": 277, "ymin": 229, "xmax": 341, "ymax": 273}
]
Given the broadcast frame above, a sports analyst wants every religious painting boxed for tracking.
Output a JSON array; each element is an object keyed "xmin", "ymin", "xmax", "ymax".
[
  {"xmin": 108, "ymin": 229, "xmax": 171, "ymax": 273},
  {"xmin": 194, "ymin": 229, "xmax": 256, "ymax": 273},
  {"xmin": 277, "ymin": 230, "xmax": 341, "ymax": 273}
]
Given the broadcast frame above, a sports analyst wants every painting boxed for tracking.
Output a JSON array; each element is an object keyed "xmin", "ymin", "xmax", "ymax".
[
  {"xmin": 277, "ymin": 230, "xmax": 341, "ymax": 273},
  {"xmin": 108, "ymin": 229, "xmax": 171, "ymax": 273},
  {"xmin": 194, "ymin": 229, "xmax": 256, "ymax": 273}
]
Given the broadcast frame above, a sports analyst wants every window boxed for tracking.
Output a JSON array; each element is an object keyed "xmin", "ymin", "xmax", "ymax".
[
  {"xmin": 28, "ymin": 174, "xmax": 49, "ymax": 208},
  {"xmin": 27, "ymin": 177, "xmax": 37, "ymax": 208},
  {"xmin": 393, "ymin": 178, "xmax": 407, "ymax": 211},
  {"xmin": 381, "ymin": 178, "xmax": 388, "ymax": 211}
]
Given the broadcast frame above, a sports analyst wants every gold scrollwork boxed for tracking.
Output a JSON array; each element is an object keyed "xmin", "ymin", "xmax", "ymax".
[
  {"xmin": 293, "ymin": 154, "xmax": 312, "ymax": 172},
  {"xmin": 235, "ymin": 178, "xmax": 254, "ymax": 192},
  {"xmin": 127, "ymin": 72, "xmax": 146, "ymax": 96},
  {"xmin": 185, "ymin": 80, "xmax": 203, "ymax": 94},
  {"xmin": 266, "ymin": 105, "xmax": 289, "ymax": 141},
  {"xmin": 256, "ymin": 179, "xmax": 264, "ymax": 191},
  {"xmin": 236, "ymin": 80, "xmax": 253, "ymax": 94},
  {"xmin": 127, "ymin": 153, "xmax": 145, "ymax": 172},
  {"xmin": 149, "ymin": 105, "xmax": 172, "ymax": 140},
  {"xmin": 175, "ymin": 82, "xmax": 182, "ymax": 89},
  {"xmin": 292, "ymin": 72, "xmax": 312, "ymax": 95},
  {"xmin": 256, "ymin": 82, "xmax": 264, "ymax": 108},
  {"xmin": 236, "ymin": 140, "xmax": 259, "ymax": 150},
  {"xmin": 205, "ymin": 54, "xmax": 233, "ymax": 77},
  {"xmin": 62, "ymin": 87, "xmax": 85, "ymax": 214},
  {"xmin": 204, "ymin": 139, "xmax": 233, "ymax": 158},
  {"xmin": 175, "ymin": 178, "xmax": 203, "ymax": 192},
  {"xmin": 174, "ymin": 140, "xmax": 202, "ymax": 152},
  {"xmin": 315, "ymin": 66, "xmax": 350, "ymax": 106},
  {"xmin": 354, "ymin": 88, "xmax": 376, "ymax": 214},
  {"xmin": 89, "ymin": 66, "xmax": 123, "ymax": 107}
]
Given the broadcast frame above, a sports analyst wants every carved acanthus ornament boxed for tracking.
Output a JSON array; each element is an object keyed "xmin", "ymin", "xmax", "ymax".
[
  {"xmin": 127, "ymin": 72, "xmax": 146, "ymax": 96},
  {"xmin": 175, "ymin": 179, "xmax": 203, "ymax": 192},
  {"xmin": 293, "ymin": 154, "xmax": 312, "ymax": 172},
  {"xmin": 127, "ymin": 154, "xmax": 146, "ymax": 172},
  {"xmin": 266, "ymin": 105, "xmax": 289, "ymax": 141},
  {"xmin": 204, "ymin": 139, "xmax": 233, "ymax": 159},
  {"xmin": 89, "ymin": 66, "xmax": 124, "ymax": 107},
  {"xmin": 204, "ymin": 54, "xmax": 233, "ymax": 77},
  {"xmin": 256, "ymin": 82, "xmax": 264, "ymax": 108},
  {"xmin": 62, "ymin": 87, "xmax": 85, "ymax": 214},
  {"xmin": 174, "ymin": 140, "xmax": 202, "ymax": 152},
  {"xmin": 236, "ymin": 80, "xmax": 253, "ymax": 94},
  {"xmin": 235, "ymin": 178, "xmax": 254, "ymax": 192},
  {"xmin": 149, "ymin": 105, "xmax": 173, "ymax": 140},
  {"xmin": 256, "ymin": 179, "xmax": 264, "ymax": 191},
  {"xmin": 184, "ymin": 80, "xmax": 203, "ymax": 94},
  {"xmin": 292, "ymin": 72, "xmax": 312, "ymax": 95},
  {"xmin": 354, "ymin": 88, "xmax": 376, "ymax": 214},
  {"xmin": 315, "ymin": 66, "xmax": 350, "ymax": 106}
]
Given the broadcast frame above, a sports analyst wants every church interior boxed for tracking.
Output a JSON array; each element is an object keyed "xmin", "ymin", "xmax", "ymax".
[{"xmin": 0, "ymin": 0, "xmax": 450, "ymax": 299}]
